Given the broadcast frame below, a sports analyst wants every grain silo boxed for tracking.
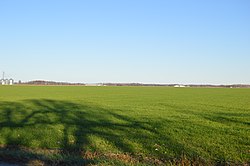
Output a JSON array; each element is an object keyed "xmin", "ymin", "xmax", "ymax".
[
  {"xmin": 0, "ymin": 72, "xmax": 14, "ymax": 85},
  {"xmin": 5, "ymin": 79, "xmax": 9, "ymax": 85},
  {"xmin": 9, "ymin": 79, "xmax": 14, "ymax": 85},
  {"xmin": 0, "ymin": 79, "xmax": 4, "ymax": 85}
]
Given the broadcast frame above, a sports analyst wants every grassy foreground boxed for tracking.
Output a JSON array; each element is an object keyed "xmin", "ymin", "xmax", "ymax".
[{"xmin": 0, "ymin": 86, "xmax": 249, "ymax": 165}]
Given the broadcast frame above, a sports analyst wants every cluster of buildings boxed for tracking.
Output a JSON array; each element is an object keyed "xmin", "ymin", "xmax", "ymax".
[
  {"xmin": 174, "ymin": 84, "xmax": 187, "ymax": 88},
  {"xmin": 1, "ymin": 72, "xmax": 14, "ymax": 85},
  {"xmin": 1, "ymin": 78, "xmax": 14, "ymax": 85}
]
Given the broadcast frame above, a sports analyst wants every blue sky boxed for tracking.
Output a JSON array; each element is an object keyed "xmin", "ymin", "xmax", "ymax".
[{"xmin": 0, "ymin": 0, "xmax": 249, "ymax": 84}]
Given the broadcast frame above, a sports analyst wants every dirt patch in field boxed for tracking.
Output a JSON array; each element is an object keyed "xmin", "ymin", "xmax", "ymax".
[{"xmin": 1, "ymin": 145, "xmax": 248, "ymax": 166}]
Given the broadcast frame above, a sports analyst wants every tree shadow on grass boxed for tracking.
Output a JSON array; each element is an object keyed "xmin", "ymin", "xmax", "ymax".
[{"xmin": 0, "ymin": 99, "xmax": 202, "ymax": 165}]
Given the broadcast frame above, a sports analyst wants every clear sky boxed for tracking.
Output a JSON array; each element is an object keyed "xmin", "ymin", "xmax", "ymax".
[{"xmin": 0, "ymin": 0, "xmax": 249, "ymax": 84}]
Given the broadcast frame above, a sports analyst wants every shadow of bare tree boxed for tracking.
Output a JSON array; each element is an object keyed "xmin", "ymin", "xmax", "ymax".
[{"xmin": 0, "ymin": 99, "xmax": 203, "ymax": 165}]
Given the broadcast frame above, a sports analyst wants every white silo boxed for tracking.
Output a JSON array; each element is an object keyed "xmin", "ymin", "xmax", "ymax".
[
  {"xmin": 9, "ymin": 79, "xmax": 14, "ymax": 85},
  {"xmin": 5, "ymin": 79, "xmax": 9, "ymax": 85},
  {"xmin": 0, "ymin": 79, "xmax": 4, "ymax": 85}
]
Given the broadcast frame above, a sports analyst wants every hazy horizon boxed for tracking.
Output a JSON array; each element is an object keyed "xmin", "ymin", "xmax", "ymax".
[
  {"xmin": 1, "ymin": 0, "xmax": 250, "ymax": 84},
  {"xmin": 3, "ymin": 78, "xmax": 250, "ymax": 85}
]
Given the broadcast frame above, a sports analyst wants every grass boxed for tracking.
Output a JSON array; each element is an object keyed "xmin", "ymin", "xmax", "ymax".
[{"xmin": 0, "ymin": 86, "xmax": 249, "ymax": 165}]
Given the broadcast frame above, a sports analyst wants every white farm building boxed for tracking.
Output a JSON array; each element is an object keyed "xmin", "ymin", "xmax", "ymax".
[
  {"xmin": 174, "ymin": 84, "xmax": 186, "ymax": 88},
  {"xmin": 1, "ymin": 79, "xmax": 14, "ymax": 85},
  {"xmin": 1, "ymin": 72, "xmax": 14, "ymax": 85}
]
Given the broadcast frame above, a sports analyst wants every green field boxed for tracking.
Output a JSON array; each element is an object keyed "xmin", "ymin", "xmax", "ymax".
[{"xmin": 0, "ymin": 86, "xmax": 249, "ymax": 165}]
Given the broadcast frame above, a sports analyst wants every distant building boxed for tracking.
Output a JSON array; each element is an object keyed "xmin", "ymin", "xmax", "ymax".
[
  {"xmin": 1, "ymin": 72, "xmax": 14, "ymax": 85},
  {"xmin": 174, "ymin": 84, "xmax": 186, "ymax": 88},
  {"xmin": 9, "ymin": 79, "xmax": 14, "ymax": 85},
  {"xmin": 1, "ymin": 79, "xmax": 5, "ymax": 85},
  {"xmin": 5, "ymin": 79, "xmax": 9, "ymax": 85},
  {"xmin": 0, "ymin": 79, "xmax": 14, "ymax": 85}
]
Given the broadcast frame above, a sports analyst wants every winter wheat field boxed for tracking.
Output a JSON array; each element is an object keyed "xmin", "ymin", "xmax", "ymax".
[{"xmin": 0, "ymin": 86, "xmax": 249, "ymax": 165}]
